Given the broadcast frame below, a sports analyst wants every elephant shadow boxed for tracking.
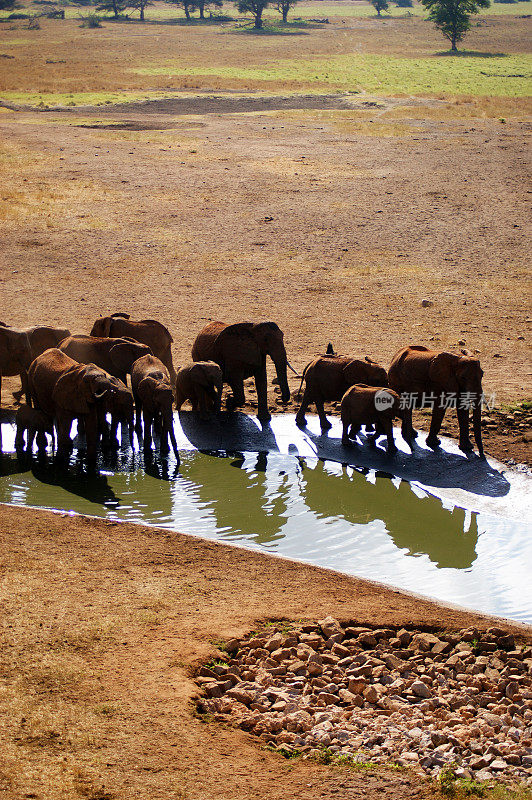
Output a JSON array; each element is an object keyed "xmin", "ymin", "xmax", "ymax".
[
  {"xmin": 303, "ymin": 428, "xmax": 510, "ymax": 499},
  {"xmin": 178, "ymin": 411, "xmax": 279, "ymax": 455},
  {"xmin": 30, "ymin": 456, "xmax": 120, "ymax": 509},
  {"xmin": 299, "ymin": 459, "xmax": 479, "ymax": 569}
]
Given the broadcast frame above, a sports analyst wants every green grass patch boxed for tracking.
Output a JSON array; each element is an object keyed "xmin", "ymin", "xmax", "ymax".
[{"xmin": 133, "ymin": 52, "xmax": 532, "ymax": 97}]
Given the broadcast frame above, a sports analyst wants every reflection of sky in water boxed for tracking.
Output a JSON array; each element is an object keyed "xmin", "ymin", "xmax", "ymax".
[{"xmin": 0, "ymin": 443, "xmax": 531, "ymax": 624}]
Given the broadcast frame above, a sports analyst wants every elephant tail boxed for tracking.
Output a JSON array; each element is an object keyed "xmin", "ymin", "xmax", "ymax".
[{"xmin": 294, "ymin": 362, "xmax": 311, "ymax": 401}]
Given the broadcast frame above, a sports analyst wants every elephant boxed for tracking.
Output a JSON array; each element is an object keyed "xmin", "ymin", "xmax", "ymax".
[
  {"xmin": 90, "ymin": 313, "xmax": 176, "ymax": 386},
  {"xmin": 0, "ymin": 323, "xmax": 32, "ymax": 407},
  {"xmin": 388, "ymin": 345, "xmax": 485, "ymax": 458},
  {"xmin": 191, "ymin": 321, "xmax": 291, "ymax": 423},
  {"xmin": 174, "ymin": 361, "xmax": 223, "ymax": 420},
  {"xmin": 0, "ymin": 323, "xmax": 72, "ymax": 406},
  {"xmin": 28, "ymin": 348, "xmax": 122, "ymax": 463},
  {"xmin": 295, "ymin": 355, "xmax": 389, "ymax": 432},
  {"xmin": 131, "ymin": 354, "xmax": 180, "ymax": 463},
  {"xmin": 58, "ymin": 335, "xmax": 152, "ymax": 386},
  {"xmin": 340, "ymin": 384, "xmax": 401, "ymax": 455},
  {"xmin": 96, "ymin": 374, "xmax": 135, "ymax": 450},
  {"xmin": 15, "ymin": 403, "xmax": 55, "ymax": 451}
]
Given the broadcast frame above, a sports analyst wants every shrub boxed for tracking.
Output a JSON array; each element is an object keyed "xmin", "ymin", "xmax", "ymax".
[{"xmin": 79, "ymin": 11, "xmax": 102, "ymax": 24}]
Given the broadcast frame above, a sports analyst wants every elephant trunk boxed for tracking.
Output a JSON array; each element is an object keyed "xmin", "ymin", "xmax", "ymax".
[
  {"xmin": 128, "ymin": 419, "xmax": 135, "ymax": 450},
  {"xmin": 274, "ymin": 358, "xmax": 291, "ymax": 404},
  {"xmin": 473, "ymin": 398, "xmax": 484, "ymax": 459},
  {"xmin": 215, "ymin": 378, "xmax": 223, "ymax": 413},
  {"xmin": 169, "ymin": 422, "xmax": 180, "ymax": 465}
]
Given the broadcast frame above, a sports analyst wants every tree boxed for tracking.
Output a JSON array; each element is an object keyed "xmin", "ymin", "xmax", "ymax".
[
  {"xmin": 196, "ymin": 0, "xmax": 222, "ymax": 18},
  {"xmin": 0, "ymin": 0, "xmax": 16, "ymax": 8},
  {"xmin": 274, "ymin": 0, "xmax": 298, "ymax": 22},
  {"xmin": 127, "ymin": 0, "xmax": 153, "ymax": 19},
  {"xmin": 165, "ymin": 0, "xmax": 197, "ymax": 20},
  {"xmin": 235, "ymin": 0, "xmax": 269, "ymax": 28},
  {"xmin": 370, "ymin": 0, "xmax": 389, "ymax": 15},
  {"xmin": 96, "ymin": 0, "xmax": 128, "ymax": 18},
  {"xmin": 421, "ymin": 0, "xmax": 490, "ymax": 51}
]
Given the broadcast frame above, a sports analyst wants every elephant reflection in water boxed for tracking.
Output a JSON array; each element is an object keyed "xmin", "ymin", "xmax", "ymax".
[
  {"xmin": 182, "ymin": 451, "xmax": 293, "ymax": 546},
  {"xmin": 300, "ymin": 461, "xmax": 479, "ymax": 570}
]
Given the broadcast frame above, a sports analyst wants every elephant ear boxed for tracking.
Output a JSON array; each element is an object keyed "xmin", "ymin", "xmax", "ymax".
[
  {"xmin": 215, "ymin": 323, "xmax": 261, "ymax": 368},
  {"xmin": 93, "ymin": 316, "xmax": 113, "ymax": 338},
  {"xmin": 189, "ymin": 362, "xmax": 215, "ymax": 388},
  {"xmin": 428, "ymin": 352, "xmax": 460, "ymax": 391},
  {"xmin": 109, "ymin": 341, "xmax": 146, "ymax": 373},
  {"xmin": 342, "ymin": 359, "xmax": 367, "ymax": 386},
  {"xmin": 52, "ymin": 366, "xmax": 92, "ymax": 415}
]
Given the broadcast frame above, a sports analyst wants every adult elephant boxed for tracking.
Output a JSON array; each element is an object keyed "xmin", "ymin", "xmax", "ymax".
[
  {"xmin": 0, "ymin": 323, "xmax": 72, "ymax": 406},
  {"xmin": 295, "ymin": 355, "xmax": 388, "ymax": 432},
  {"xmin": 191, "ymin": 321, "xmax": 290, "ymax": 423},
  {"xmin": 0, "ymin": 323, "xmax": 32, "ymax": 406},
  {"xmin": 131, "ymin": 355, "xmax": 179, "ymax": 463},
  {"xmin": 58, "ymin": 335, "xmax": 151, "ymax": 385},
  {"xmin": 28, "ymin": 348, "xmax": 119, "ymax": 462},
  {"xmin": 388, "ymin": 345, "xmax": 485, "ymax": 458},
  {"xmin": 90, "ymin": 314, "xmax": 176, "ymax": 385}
]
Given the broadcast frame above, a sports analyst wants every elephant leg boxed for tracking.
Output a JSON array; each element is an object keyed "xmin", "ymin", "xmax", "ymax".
[
  {"xmin": 134, "ymin": 393, "xmax": 143, "ymax": 436},
  {"xmin": 35, "ymin": 428, "xmax": 47, "ymax": 450},
  {"xmin": 55, "ymin": 413, "xmax": 73, "ymax": 460},
  {"xmin": 349, "ymin": 423, "xmax": 361, "ymax": 440},
  {"xmin": 341, "ymin": 419, "xmax": 351, "ymax": 447},
  {"xmin": 254, "ymin": 362, "xmax": 270, "ymax": 423},
  {"xmin": 227, "ymin": 373, "xmax": 245, "ymax": 413},
  {"xmin": 400, "ymin": 407, "xmax": 416, "ymax": 446},
  {"xmin": 84, "ymin": 410, "xmax": 99, "ymax": 465},
  {"xmin": 426, "ymin": 406, "xmax": 445, "ymax": 450},
  {"xmin": 15, "ymin": 424, "xmax": 25, "ymax": 450},
  {"xmin": 143, "ymin": 410, "xmax": 153, "ymax": 451},
  {"xmin": 197, "ymin": 387, "xmax": 210, "ymax": 421},
  {"xmin": 160, "ymin": 422, "xmax": 170, "ymax": 455},
  {"xmin": 457, "ymin": 406, "xmax": 473, "ymax": 452},
  {"xmin": 109, "ymin": 415, "xmax": 120, "ymax": 450},
  {"xmin": 383, "ymin": 418, "xmax": 397, "ymax": 455},
  {"xmin": 295, "ymin": 386, "xmax": 312, "ymax": 428},
  {"xmin": 316, "ymin": 396, "xmax": 332, "ymax": 432}
]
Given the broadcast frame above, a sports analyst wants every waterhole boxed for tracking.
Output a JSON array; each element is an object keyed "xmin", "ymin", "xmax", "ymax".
[{"xmin": 0, "ymin": 413, "xmax": 530, "ymax": 624}]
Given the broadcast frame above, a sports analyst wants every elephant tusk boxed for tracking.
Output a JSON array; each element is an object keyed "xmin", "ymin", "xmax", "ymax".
[{"xmin": 286, "ymin": 360, "xmax": 301, "ymax": 378}]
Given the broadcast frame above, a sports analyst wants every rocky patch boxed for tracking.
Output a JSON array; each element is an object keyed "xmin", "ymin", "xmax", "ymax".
[{"xmin": 196, "ymin": 619, "xmax": 532, "ymax": 785}]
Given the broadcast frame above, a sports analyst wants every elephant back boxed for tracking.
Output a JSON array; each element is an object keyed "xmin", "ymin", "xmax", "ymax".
[{"xmin": 192, "ymin": 321, "xmax": 227, "ymax": 363}]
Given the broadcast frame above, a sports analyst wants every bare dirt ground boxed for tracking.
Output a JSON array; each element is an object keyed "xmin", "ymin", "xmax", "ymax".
[
  {"xmin": 1, "ymin": 87, "xmax": 530, "ymax": 461},
  {"xmin": 0, "ymin": 504, "xmax": 530, "ymax": 800}
]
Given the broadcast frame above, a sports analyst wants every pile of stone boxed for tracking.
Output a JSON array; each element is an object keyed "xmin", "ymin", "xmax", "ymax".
[{"xmin": 196, "ymin": 617, "xmax": 532, "ymax": 784}]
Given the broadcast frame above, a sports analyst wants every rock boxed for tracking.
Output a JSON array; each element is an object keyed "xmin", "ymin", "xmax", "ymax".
[
  {"xmin": 265, "ymin": 633, "xmax": 284, "ymax": 652},
  {"xmin": 332, "ymin": 643, "xmax": 351, "ymax": 658},
  {"xmin": 205, "ymin": 682, "xmax": 223, "ymax": 698},
  {"xmin": 225, "ymin": 638, "xmax": 240, "ymax": 653},
  {"xmin": 411, "ymin": 681, "xmax": 431, "ymax": 699},
  {"xmin": 505, "ymin": 681, "xmax": 520, "ymax": 699},
  {"xmin": 307, "ymin": 661, "xmax": 323, "ymax": 677},
  {"xmin": 288, "ymin": 660, "xmax": 307, "ymax": 675},
  {"xmin": 411, "ymin": 633, "xmax": 440, "ymax": 652},
  {"xmin": 318, "ymin": 616, "xmax": 342, "ymax": 639},
  {"xmin": 490, "ymin": 758, "xmax": 508, "ymax": 771},
  {"xmin": 363, "ymin": 685, "xmax": 380, "ymax": 703},
  {"xmin": 226, "ymin": 687, "xmax": 255, "ymax": 705},
  {"xmin": 432, "ymin": 641, "xmax": 452, "ymax": 655},
  {"xmin": 357, "ymin": 633, "xmax": 377, "ymax": 648},
  {"xmin": 421, "ymin": 299, "xmax": 434, "ymax": 307},
  {"xmin": 348, "ymin": 677, "xmax": 367, "ymax": 695},
  {"xmin": 339, "ymin": 689, "xmax": 359, "ymax": 705},
  {"xmin": 383, "ymin": 654, "xmax": 404, "ymax": 671}
]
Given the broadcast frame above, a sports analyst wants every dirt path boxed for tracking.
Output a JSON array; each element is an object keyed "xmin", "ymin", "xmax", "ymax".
[{"xmin": 0, "ymin": 504, "xmax": 529, "ymax": 800}]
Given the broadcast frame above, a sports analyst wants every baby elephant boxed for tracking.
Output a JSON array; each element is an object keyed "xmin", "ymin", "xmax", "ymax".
[
  {"xmin": 15, "ymin": 404, "xmax": 55, "ymax": 451},
  {"xmin": 131, "ymin": 354, "xmax": 179, "ymax": 464},
  {"xmin": 175, "ymin": 361, "xmax": 223, "ymax": 420},
  {"xmin": 340, "ymin": 385, "xmax": 401, "ymax": 456}
]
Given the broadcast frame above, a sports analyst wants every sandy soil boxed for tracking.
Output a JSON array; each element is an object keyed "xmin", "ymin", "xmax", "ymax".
[{"xmin": 0, "ymin": 503, "xmax": 530, "ymax": 800}]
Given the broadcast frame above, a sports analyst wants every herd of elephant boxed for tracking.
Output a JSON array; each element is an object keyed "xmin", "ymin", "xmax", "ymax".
[{"xmin": 0, "ymin": 313, "xmax": 486, "ymax": 467}]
